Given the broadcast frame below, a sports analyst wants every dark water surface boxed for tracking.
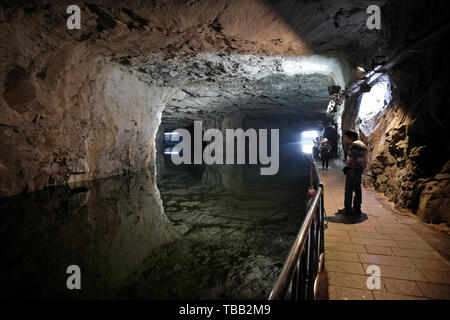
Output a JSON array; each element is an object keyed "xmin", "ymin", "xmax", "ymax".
[{"xmin": 0, "ymin": 144, "xmax": 310, "ymax": 299}]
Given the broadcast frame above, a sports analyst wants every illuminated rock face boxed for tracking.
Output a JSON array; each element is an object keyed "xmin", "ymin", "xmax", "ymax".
[
  {"xmin": 0, "ymin": 1, "xmax": 354, "ymax": 197},
  {"xmin": 357, "ymin": 68, "xmax": 450, "ymax": 224},
  {"xmin": 0, "ymin": 50, "xmax": 341, "ymax": 197},
  {"xmin": 0, "ymin": 59, "xmax": 174, "ymax": 197},
  {"xmin": 340, "ymin": 2, "xmax": 450, "ymax": 224}
]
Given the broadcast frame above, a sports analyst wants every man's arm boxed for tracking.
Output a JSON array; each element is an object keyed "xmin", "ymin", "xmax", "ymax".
[
  {"xmin": 348, "ymin": 143, "xmax": 367, "ymax": 169},
  {"xmin": 350, "ymin": 157, "xmax": 357, "ymax": 168},
  {"xmin": 347, "ymin": 148, "xmax": 358, "ymax": 168}
]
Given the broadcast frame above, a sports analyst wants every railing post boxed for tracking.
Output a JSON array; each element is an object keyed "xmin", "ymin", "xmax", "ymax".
[
  {"xmin": 268, "ymin": 156, "xmax": 324, "ymax": 301},
  {"xmin": 309, "ymin": 219, "xmax": 317, "ymax": 299},
  {"xmin": 299, "ymin": 248, "xmax": 307, "ymax": 299},
  {"xmin": 305, "ymin": 229, "xmax": 311, "ymax": 299},
  {"xmin": 291, "ymin": 260, "xmax": 300, "ymax": 300},
  {"xmin": 319, "ymin": 187, "xmax": 325, "ymax": 260}
]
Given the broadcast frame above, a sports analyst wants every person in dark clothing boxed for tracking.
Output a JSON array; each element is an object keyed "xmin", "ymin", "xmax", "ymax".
[
  {"xmin": 338, "ymin": 130, "xmax": 367, "ymax": 216},
  {"xmin": 313, "ymin": 136, "xmax": 320, "ymax": 160},
  {"xmin": 319, "ymin": 140, "xmax": 331, "ymax": 170}
]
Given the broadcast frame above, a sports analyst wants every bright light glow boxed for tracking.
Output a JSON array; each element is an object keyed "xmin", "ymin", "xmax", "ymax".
[
  {"xmin": 327, "ymin": 99, "xmax": 336, "ymax": 112},
  {"xmin": 164, "ymin": 147, "xmax": 180, "ymax": 155},
  {"xmin": 302, "ymin": 143, "xmax": 314, "ymax": 154},
  {"xmin": 198, "ymin": 53, "xmax": 346, "ymax": 89},
  {"xmin": 357, "ymin": 66, "xmax": 366, "ymax": 72},
  {"xmin": 301, "ymin": 131, "xmax": 319, "ymax": 138},
  {"xmin": 164, "ymin": 132, "xmax": 179, "ymax": 137},
  {"xmin": 300, "ymin": 131, "xmax": 319, "ymax": 154},
  {"xmin": 358, "ymin": 75, "xmax": 391, "ymax": 121},
  {"xmin": 164, "ymin": 132, "xmax": 181, "ymax": 144},
  {"xmin": 164, "ymin": 150, "xmax": 180, "ymax": 155},
  {"xmin": 281, "ymin": 56, "xmax": 345, "ymax": 88}
]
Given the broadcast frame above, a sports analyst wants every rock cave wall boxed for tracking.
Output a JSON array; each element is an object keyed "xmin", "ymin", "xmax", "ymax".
[
  {"xmin": 1, "ymin": 0, "xmax": 448, "ymax": 228},
  {"xmin": 0, "ymin": 0, "xmax": 358, "ymax": 198},
  {"xmin": 0, "ymin": 54, "xmax": 174, "ymax": 197},
  {"xmin": 341, "ymin": 1, "xmax": 450, "ymax": 224}
]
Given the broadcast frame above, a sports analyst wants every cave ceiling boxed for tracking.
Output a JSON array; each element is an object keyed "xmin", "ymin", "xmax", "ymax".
[{"xmin": 1, "ymin": 0, "xmax": 388, "ymax": 127}]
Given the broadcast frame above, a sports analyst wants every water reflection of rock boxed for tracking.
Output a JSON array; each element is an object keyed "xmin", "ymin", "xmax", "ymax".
[
  {"xmin": 125, "ymin": 154, "xmax": 309, "ymax": 300},
  {"xmin": 0, "ymin": 168, "xmax": 178, "ymax": 299},
  {"xmin": 0, "ymin": 147, "xmax": 309, "ymax": 299}
]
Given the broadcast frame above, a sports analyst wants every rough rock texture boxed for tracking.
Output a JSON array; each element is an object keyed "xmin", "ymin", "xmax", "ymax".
[
  {"xmin": 1, "ymin": 0, "xmax": 392, "ymax": 197},
  {"xmin": 137, "ymin": 54, "xmax": 344, "ymax": 126},
  {"xmin": 148, "ymin": 53, "xmax": 344, "ymax": 191},
  {"xmin": 1, "ymin": 0, "xmax": 448, "ymax": 228},
  {"xmin": 0, "ymin": 58, "xmax": 174, "ymax": 196},
  {"xmin": 340, "ymin": 1, "xmax": 450, "ymax": 224},
  {"xmin": 358, "ymin": 87, "xmax": 450, "ymax": 224}
]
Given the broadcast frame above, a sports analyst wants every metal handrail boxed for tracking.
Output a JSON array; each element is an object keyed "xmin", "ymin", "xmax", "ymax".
[{"xmin": 269, "ymin": 156, "xmax": 325, "ymax": 300}]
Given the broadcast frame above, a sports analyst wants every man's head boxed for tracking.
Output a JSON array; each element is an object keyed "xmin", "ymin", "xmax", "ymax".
[{"xmin": 344, "ymin": 130, "xmax": 358, "ymax": 143}]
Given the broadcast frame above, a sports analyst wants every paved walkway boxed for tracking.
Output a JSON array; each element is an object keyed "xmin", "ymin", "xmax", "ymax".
[{"xmin": 320, "ymin": 161, "xmax": 450, "ymax": 300}]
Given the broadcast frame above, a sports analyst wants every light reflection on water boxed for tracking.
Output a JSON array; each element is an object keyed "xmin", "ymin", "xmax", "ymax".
[{"xmin": 0, "ymin": 145, "xmax": 310, "ymax": 299}]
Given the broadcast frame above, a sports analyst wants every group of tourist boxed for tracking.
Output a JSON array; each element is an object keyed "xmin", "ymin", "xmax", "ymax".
[{"xmin": 313, "ymin": 136, "xmax": 332, "ymax": 170}]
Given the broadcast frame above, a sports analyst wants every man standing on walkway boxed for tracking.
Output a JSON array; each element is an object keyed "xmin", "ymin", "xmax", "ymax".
[
  {"xmin": 339, "ymin": 130, "xmax": 367, "ymax": 216},
  {"xmin": 319, "ymin": 139, "xmax": 332, "ymax": 170}
]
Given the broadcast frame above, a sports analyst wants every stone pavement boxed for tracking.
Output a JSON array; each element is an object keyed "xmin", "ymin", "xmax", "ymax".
[{"xmin": 320, "ymin": 161, "xmax": 450, "ymax": 300}]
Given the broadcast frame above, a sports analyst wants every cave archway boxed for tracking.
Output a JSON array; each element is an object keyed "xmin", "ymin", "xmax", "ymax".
[{"xmin": 1, "ymin": 0, "xmax": 449, "ymax": 300}]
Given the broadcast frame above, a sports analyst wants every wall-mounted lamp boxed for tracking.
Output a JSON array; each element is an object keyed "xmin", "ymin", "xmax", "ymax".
[
  {"xmin": 327, "ymin": 86, "xmax": 345, "ymax": 113},
  {"xmin": 357, "ymin": 66, "xmax": 366, "ymax": 72},
  {"xmin": 328, "ymin": 85, "xmax": 341, "ymax": 96}
]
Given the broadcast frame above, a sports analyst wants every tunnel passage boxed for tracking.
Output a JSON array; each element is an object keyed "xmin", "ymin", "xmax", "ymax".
[
  {"xmin": 0, "ymin": 51, "xmax": 345, "ymax": 298},
  {"xmin": 149, "ymin": 54, "xmax": 344, "ymax": 298},
  {"xmin": 1, "ymin": 0, "xmax": 449, "ymax": 300}
]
